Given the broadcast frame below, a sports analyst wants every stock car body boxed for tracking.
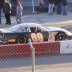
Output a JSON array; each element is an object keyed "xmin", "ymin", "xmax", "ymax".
[{"xmin": 0, "ymin": 23, "xmax": 72, "ymax": 44}]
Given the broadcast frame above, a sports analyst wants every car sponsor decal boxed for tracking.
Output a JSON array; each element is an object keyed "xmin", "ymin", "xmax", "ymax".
[
  {"xmin": 8, "ymin": 39, "xmax": 16, "ymax": 42},
  {"xmin": 60, "ymin": 40, "xmax": 72, "ymax": 54}
]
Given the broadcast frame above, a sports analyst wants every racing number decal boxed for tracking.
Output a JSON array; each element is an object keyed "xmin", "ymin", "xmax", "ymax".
[
  {"xmin": 31, "ymin": 33, "xmax": 44, "ymax": 42},
  {"xmin": 31, "ymin": 33, "xmax": 37, "ymax": 42},
  {"xmin": 37, "ymin": 33, "xmax": 44, "ymax": 42}
]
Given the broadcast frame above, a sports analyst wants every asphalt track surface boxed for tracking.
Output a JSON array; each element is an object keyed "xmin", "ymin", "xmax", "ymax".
[{"xmin": 0, "ymin": 54, "xmax": 72, "ymax": 68}]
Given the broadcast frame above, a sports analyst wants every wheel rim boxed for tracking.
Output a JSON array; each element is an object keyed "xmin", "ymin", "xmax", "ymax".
[
  {"xmin": 17, "ymin": 36, "xmax": 26, "ymax": 43},
  {"xmin": 55, "ymin": 32, "xmax": 67, "ymax": 41}
]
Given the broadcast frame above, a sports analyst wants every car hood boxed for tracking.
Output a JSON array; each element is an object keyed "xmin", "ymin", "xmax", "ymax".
[
  {"xmin": 47, "ymin": 27, "xmax": 72, "ymax": 36},
  {"xmin": 0, "ymin": 28, "xmax": 11, "ymax": 33}
]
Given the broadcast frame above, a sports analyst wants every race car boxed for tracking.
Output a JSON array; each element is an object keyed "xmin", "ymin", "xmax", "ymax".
[{"xmin": 0, "ymin": 23, "xmax": 72, "ymax": 44}]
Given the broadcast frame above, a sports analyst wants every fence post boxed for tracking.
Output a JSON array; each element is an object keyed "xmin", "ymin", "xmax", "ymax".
[{"xmin": 29, "ymin": 39, "xmax": 35, "ymax": 72}]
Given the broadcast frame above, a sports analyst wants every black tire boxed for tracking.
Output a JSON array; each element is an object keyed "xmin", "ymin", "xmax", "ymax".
[
  {"xmin": 55, "ymin": 32, "xmax": 67, "ymax": 41},
  {"xmin": 16, "ymin": 35, "xmax": 27, "ymax": 44}
]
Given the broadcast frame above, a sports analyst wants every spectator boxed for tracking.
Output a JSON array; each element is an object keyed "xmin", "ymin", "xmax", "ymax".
[
  {"xmin": 3, "ymin": 0, "xmax": 11, "ymax": 25},
  {"xmin": 16, "ymin": 1, "xmax": 23, "ymax": 24},
  {"xmin": 0, "ymin": 0, "xmax": 4, "ymax": 24},
  {"xmin": 0, "ymin": 10, "xmax": 1, "ymax": 24},
  {"xmin": 62, "ymin": 0, "xmax": 68, "ymax": 15},
  {"xmin": 54, "ymin": 0, "xmax": 62, "ymax": 14},
  {"xmin": 48, "ymin": 0, "xmax": 54, "ymax": 15},
  {"xmin": 39, "ymin": 0, "xmax": 45, "ymax": 5},
  {"xmin": 35, "ymin": 0, "xmax": 45, "ymax": 14}
]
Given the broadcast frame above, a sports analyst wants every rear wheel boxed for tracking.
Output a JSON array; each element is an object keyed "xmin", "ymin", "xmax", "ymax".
[
  {"xmin": 55, "ymin": 32, "xmax": 67, "ymax": 41},
  {"xmin": 16, "ymin": 35, "xmax": 27, "ymax": 44}
]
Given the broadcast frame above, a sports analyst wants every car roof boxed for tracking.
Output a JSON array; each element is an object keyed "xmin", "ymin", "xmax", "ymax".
[
  {"xmin": 16, "ymin": 23, "xmax": 41, "ymax": 27},
  {"xmin": 0, "ymin": 23, "xmax": 48, "ymax": 33},
  {"xmin": 13, "ymin": 23, "xmax": 48, "ymax": 31}
]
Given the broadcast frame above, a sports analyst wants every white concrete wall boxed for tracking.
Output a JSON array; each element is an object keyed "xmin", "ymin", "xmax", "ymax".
[{"xmin": 60, "ymin": 40, "xmax": 72, "ymax": 54}]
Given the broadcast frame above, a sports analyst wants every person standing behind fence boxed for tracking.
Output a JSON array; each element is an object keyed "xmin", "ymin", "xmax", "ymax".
[
  {"xmin": 16, "ymin": 1, "xmax": 23, "ymax": 24},
  {"xmin": 0, "ymin": 0, "xmax": 4, "ymax": 24},
  {"xmin": 48, "ymin": 0, "xmax": 54, "ymax": 15},
  {"xmin": 3, "ymin": 0, "xmax": 11, "ymax": 25},
  {"xmin": 0, "ymin": 3, "xmax": 2, "ymax": 24},
  {"xmin": 54, "ymin": 0, "xmax": 62, "ymax": 14},
  {"xmin": 62, "ymin": 0, "xmax": 68, "ymax": 15},
  {"xmin": 35, "ymin": 0, "xmax": 45, "ymax": 14}
]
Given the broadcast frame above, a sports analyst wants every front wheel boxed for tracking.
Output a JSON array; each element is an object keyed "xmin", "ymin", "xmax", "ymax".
[
  {"xmin": 16, "ymin": 35, "xmax": 27, "ymax": 44},
  {"xmin": 55, "ymin": 32, "xmax": 67, "ymax": 41}
]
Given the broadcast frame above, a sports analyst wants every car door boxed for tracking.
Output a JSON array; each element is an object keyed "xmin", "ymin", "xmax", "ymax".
[{"xmin": 30, "ymin": 27, "xmax": 49, "ymax": 42}]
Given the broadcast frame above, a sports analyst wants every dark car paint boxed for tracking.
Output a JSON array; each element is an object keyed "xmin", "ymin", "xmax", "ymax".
[{"xmin": 0, "ymin": 31, "xmax": 49, "ymax": 43}]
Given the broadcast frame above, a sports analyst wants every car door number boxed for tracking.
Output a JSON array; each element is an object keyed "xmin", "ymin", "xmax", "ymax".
[{"xmin": 31, "ymin": 33, "xmax": 44, "ymax": 42}]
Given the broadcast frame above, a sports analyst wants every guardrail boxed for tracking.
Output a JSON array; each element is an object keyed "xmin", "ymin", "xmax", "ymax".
[
  {"xmin": 0, "ymin": 41, "xmax": 60, "ymax": 57},
  {"xmin": 0, "ymin": 40, "xmax": 72, "ymax": 72}
]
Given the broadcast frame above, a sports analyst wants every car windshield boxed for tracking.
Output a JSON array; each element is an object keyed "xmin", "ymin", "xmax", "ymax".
[
  {"xmin": 7, "ymin": 25, "xmax": 31, "ymax": 32},
  {"xmin": 8, "ymin": 25, "xmax": 20, "ymax": 32}
]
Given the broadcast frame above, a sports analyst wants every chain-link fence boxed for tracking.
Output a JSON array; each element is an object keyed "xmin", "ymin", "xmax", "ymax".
[{"xmin": 0, "ymin": 39, "xmax": 72, "ymax": 72}]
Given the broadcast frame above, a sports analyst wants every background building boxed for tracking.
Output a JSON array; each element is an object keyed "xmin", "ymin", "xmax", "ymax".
[{"xmin": 9, "ymin": 0, "xmax": 72, "ymax": 15}]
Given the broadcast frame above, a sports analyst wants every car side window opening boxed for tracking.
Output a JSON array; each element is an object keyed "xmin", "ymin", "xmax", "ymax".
[
  {"xmin": 30, "ymin": 27, "xmax": 37, "ymax": 32},
  {"xmin": 30, "ymin": 27, "xmax": 44, "ymax": 33}
]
